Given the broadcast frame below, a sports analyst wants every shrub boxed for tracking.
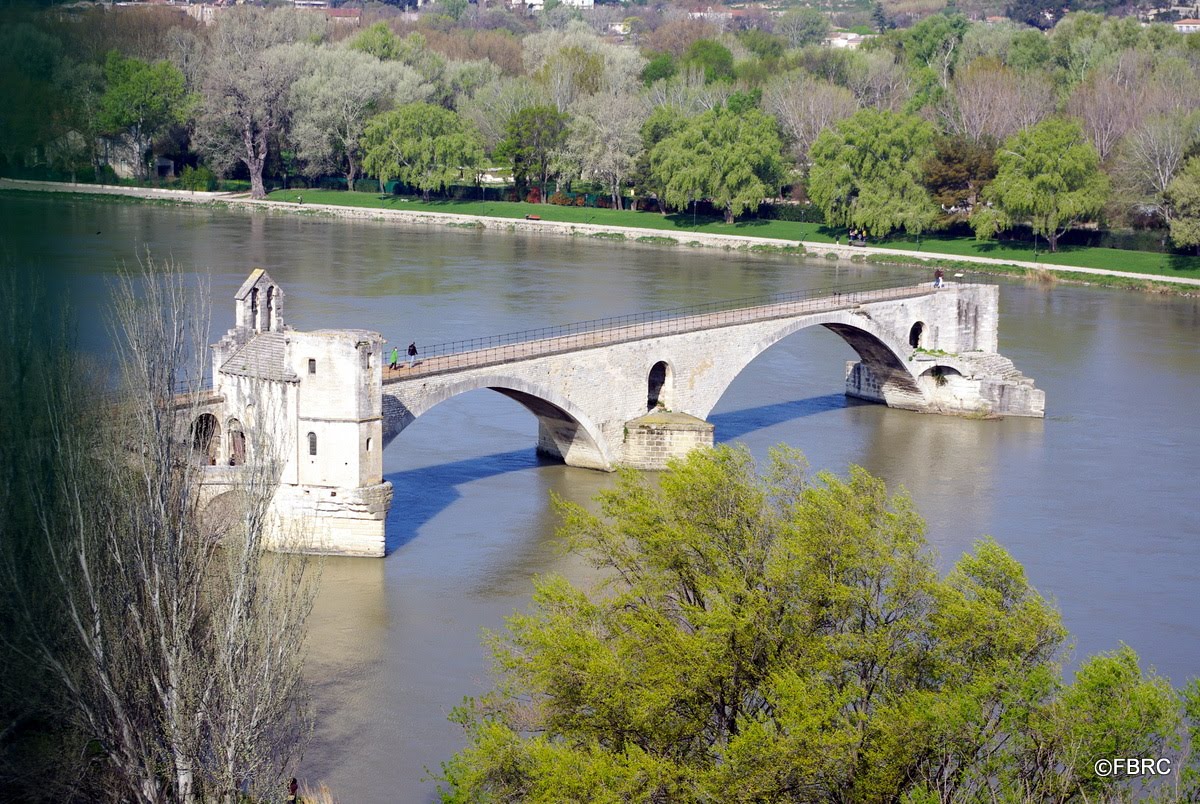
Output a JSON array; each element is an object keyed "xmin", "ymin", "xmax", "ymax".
[
  {"xmin": 353, "ymin": 178, "xmax": 378, "ymax": 193},
  {"xmin": 758, "ymin": 202, "xmax": 825, "ymax": 223}
]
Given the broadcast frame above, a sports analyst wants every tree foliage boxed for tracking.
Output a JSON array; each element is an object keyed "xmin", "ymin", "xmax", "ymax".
[
  {"xmin": 775, "ymin": 8, "xmax": 830, "ymax": 49},
  {"xmin": 808, "ymin": 108, "xmax": 938, "ymax": 236},
  {"xmin": 1167, "ymin": 156, "xmax": 1200, "ymax": 252},
  {"xmin": 972, "ymin": 117, "xmax": 1110, "ymax": 251},
  {"xmin": 439, "ymin": 446, "xmax": 1190, "ymax": 803},
  {"xmin": 290, "ymin": 47, "xmax": 428, "ymax": 186},
  {"xmin": 99, "ymin": 51, "xmax": 190, "ymax": 180},
  {"xmin": 361, "ymin": 103, "xmax": 483, "ymax": 198},
  {"xmin": 565, "ymin": 91, "xmax": 648, "ymax": 208},
  {"xmin": 923, "ymin": 135, "xmax": 997, "ymax": 224},
  {"xmin": 495, "ymin": 104, "xmax": 569, "ymax": 200},
  {"xmin": 648, "ymin": 103, "xmax": 786, "ymax": 224},
  {"xmin": 682, "ymin": 39, "xmax": 735, "ymax": 84},
  {"xmin": 192, "ymin": 9, "xmax": 318, "ymax": 198}
]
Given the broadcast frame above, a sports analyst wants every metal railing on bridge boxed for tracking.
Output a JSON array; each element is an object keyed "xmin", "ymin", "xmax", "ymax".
[{"xmin": 397, "ymin": 278, "xmax": 939, "ymax": 380}]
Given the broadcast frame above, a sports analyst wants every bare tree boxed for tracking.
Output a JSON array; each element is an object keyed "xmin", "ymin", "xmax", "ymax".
[
  {"xmin": 1067, "ymin": 57, "xmax": 1144, "ymax": 163},
  {"xmin": 845, "ymin": 50, "xmax": 913, "ymax": 113},
  {"xmin": 4, "ymin": 259, "xmax": 315, "ymax": 803},
  {"xmin": 460, "ymin": 76, "xmax": 548, "ymax": 152},
  {"xmin": 565, "ymin": 90, "xmax": 649, "ymax": 208},
  {"xmin": 193, "ymin": 9, "xmax": 324, "ymax": 198},
  {"xmin": 941, "ymin": 57, "xmax": 1054, "ymax": 144},
  {"xmin": 643, "ymin": 68, "xmax": 732, "ymax": 115},
  {"xmin": 1114, "ymin": 111, "xmax": 1200, "ymax": 222},
  {"xmin": 291, "ymin": 46, "xmax": 429, "ymax": 187},
  {"xmin": 763, "ymin": 72, "xmax": 858, "ymax": 169}
]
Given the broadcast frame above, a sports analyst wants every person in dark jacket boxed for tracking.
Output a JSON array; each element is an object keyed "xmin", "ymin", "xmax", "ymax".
[{"xmin": 407, "ymin": 342, "xmax": 417, "ymax": 368}]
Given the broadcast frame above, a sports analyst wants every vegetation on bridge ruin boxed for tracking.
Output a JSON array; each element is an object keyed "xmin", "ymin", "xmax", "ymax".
[{"xmin": 440, "ymin": 445, "xmax": 1200, "ymax": 802}]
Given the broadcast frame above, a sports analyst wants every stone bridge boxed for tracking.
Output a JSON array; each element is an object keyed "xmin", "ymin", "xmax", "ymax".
[{"xmin": 192, "ymin": 271, "xmax": 1043, "ymax": 556}]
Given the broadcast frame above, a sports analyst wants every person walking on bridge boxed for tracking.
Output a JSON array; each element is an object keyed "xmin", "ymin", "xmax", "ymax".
[
  {"xmin": 407, "ymin": 341, "xmax": 418, "ymax": 368},
  {"xmin": 389, "ymin": 346, "xmax": 399, "ymax": 370}
]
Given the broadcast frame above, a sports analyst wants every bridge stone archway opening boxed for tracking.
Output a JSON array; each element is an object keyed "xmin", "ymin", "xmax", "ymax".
[
  {"xmin": 382, "ymin": 376, "xmax": 615, "ymax": 471},
  {"xmin": 909, "ymin": 321, "xmax": 925, "ymax": 349},
  {"xmin": 647, "ymin": 361, "xmax": 672, "ymax": 411}
]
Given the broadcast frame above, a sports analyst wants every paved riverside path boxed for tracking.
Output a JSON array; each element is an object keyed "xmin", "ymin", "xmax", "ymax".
[
  {"xmin": 383, "ymin": 282, "xmax": 933, "ymax": 383},
  {"xmin": 5, "ymin": 178, "xmax": 1199, "ymax": 288}
]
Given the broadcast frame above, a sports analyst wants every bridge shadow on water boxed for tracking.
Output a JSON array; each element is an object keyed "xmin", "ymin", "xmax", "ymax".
[
  {"xmin": 382, "ymin": 448, "xmax": 549, "ymax": 554},
  {"xmin": 381, "ymin": 394, "xmax": 855, "ymax": 554},
  {"xmin": 710, "ymin": 393, "xmax": 857, "ymax": 443}
]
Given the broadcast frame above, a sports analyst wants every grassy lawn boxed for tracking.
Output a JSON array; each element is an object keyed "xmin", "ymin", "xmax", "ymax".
[{"xmin": 273, "ymin": 189, "xmax": 1200, "ymax": 280}]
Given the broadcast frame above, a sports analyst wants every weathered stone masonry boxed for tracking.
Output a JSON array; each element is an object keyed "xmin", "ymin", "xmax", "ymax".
[{"xmin": 193, "ymin": 273, "xmax": 1043, "ymax": 557}]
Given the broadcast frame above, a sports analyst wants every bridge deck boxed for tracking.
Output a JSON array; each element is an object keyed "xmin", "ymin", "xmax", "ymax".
[{"xmin": 384, "ymin": 282, "xmax": 934, "ymax": 384}]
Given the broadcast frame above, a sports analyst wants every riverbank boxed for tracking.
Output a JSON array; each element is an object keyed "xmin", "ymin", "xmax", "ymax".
[{"xmin": 5, "ymin": 178, "xmax": 1199, "ymax": 291}]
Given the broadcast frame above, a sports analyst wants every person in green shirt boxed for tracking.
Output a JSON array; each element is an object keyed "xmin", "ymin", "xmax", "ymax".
[{"xmin": 389, "ymin": 346, "xmax": 399, "ymax": 370}]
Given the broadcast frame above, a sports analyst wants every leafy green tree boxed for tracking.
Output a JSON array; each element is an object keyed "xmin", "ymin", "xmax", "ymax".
[
  {"xmin": 649, "ymin": 103, "xmax": 786, "ymax": 223},
  {"xmin": 361, "ymin": 103, "xmax": 483, "ymax": 199},
  {"xmin": 1167, "ymin": 156, "xmax": 1200, "ymax": 253},
  {"xmin": 494, "ymin": 104, "xmax": 569, "ymax": 202},
  {"xmin": 439, "ymin": 0, "xmax": 468, "ymax": 22},
  {"xmin": 972, "ymin": 118, "xmax": 1110, "ymax": 252},
  {"xmin": 808, "ymin": 108, "xmax": 938, "ymax": 237},
  {"xmin": 641, "ymin": 53, "xmax": 677, "ymax": 86},
  {"xmin": 632, "ymin": 104, "xmax": 689, "ymax": 211},
  {"xmin": 894, "ymin": 12, "xmax": 969, "ymax": 90},
  {"xmin": 737, "ymin": 28, "xmax": 785, "ymax": 61},
  {"xmin": 348, "ymin": 22, "xmax": 405, "ymax": 61},
  {"xmin": 438, "ymin": 445, "xmax": 1188, "ymax": 802},
  {"xmin": 682, "ymin": 39, "xmax": 735, "ymax": 84},
  {"xmin": 99, "ymin": 51, "xmax": 190, "ymax": 180}
]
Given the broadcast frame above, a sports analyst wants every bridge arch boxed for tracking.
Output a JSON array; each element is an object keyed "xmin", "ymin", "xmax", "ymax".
[
  {"xmin": 382, "ymin": 373, "xmax": 615, "ymax": 470},
  {"xmin": 696, "ymin": 310, "xmax": 928, "ymax": 418}
]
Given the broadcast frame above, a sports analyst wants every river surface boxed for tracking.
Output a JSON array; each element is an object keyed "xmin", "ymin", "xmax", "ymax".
[{"xmin": 5, "ymin": 194, "xmax": 1200, "ymax": 803}]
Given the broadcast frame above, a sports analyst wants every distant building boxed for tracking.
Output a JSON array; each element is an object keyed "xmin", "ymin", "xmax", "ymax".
[
  {"xmin": 1174, "ymin": 17, "xmax": 1200, "ymax": 31},
  {"xmin": 183, "ymin": 3, "xmax": 219, "ymax": 24},
  {"xmin": 824, "ymin": 31, "xmax": 870, "ymax": 49}
]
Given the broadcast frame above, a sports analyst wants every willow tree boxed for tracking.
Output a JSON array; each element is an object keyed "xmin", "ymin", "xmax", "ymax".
[
  {"xmin": 648, "ymin": 100, "xmax": 786, "ymax": 224},
  {"xmin": 362, "ymin": 102, "xmax": 484, "ymax": 199},
  {"xmin": 972, "ymin": 118, "xmax": 1109, "ymax": 252},
  {"xmin": 808, "ymin": 108, "xmax": 938, "ymax": 237}
]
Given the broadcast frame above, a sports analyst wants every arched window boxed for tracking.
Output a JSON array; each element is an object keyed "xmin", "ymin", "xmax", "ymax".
[
  {"xmin": 265, "ymin": 286, "xmax": 275, "ymax": 332},
  {"xmin": 909, "ymin": 322, "xmax": 925, "ymax": 349},
  {"xmin": 249, "ymin": 288, "xmax": 259, "ymax": 331},
  {"xmin": 308, "ymin": 432, "xmax": 317, "ymax": 456},
  {"xmin": 227, "ymin": 418, "xmax": 246, "ymax": 466},
  {"xmin": 308, "ymin": 358, "xmax": 316, "ymax": 375},
  {"xmin": 366, "ymin": 437, "xmax": 373, "ymax": 452},
  {"xmin": 648, "ymin": 361, "xmax": 671, "ymax": 411}
]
